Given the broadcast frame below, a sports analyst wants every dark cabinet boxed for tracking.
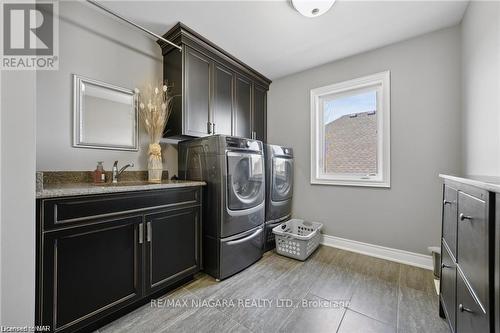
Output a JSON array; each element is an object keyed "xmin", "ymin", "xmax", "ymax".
[
  {"xmin": 145, "ymin": 207, "xmax": 200, "ymax": 294},
  {"xmin": 440, "ymin": 242, "xmax": 456, "ymax": 332},
  {"xmin": 41, "ymin": 216, "xmax": 143, "ymax": 332},
  {"xmin": 443, "ymin": 184, "xmax": 458, "ymax": 257},
  {"xmin": 36, "ymin": 187, "xmax": 203, "ymax": 333},
  {"xmin": 457, "ymin": 191, "xmax": 489, "ymax": 307},
  {"xmin": 213, "ymin": 63, "xmax": 234, "ymax": 135},
  {"xmin": 457, "ymin": 270, "xmax": 489, "ymax": 332},
  {"xmin": 234, "ymin": 75, "xmax": 252, "ymax": 138},
  {"xmin": 184, "ymin": 47, "xmax": 212, "ymax": 137},
  {"xmin": 439, "ymin": 176, "xmax": 495, "ymax": 333},
  {"xmin": 160, "ymin": 23, "xmax": 271, "ymax": 141},
  {"xmin": 252, "ymin": 84, "xmax": 267, "ymax": 141}
]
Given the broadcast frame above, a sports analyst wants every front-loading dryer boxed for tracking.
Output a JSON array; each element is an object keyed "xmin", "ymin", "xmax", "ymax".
[
  {"xmin": 179, "ymin": 135, "xmax": 265, "ymax": 280},
  {"xmin": 264, "ymin": 144, "xmax": 294, "ymax": 251}
]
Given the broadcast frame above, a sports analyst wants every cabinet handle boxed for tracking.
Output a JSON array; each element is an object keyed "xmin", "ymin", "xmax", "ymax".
[
  {"xmin": 459, "ymin": 213, "xmax": 473, "ymax": 221},
  {"xmin": 441, "ymin": 263, "xmax": 452, "ymax": 269},
  {"xmin": 459, "ymin": 304, "xmax": 474, "ymax": 313},
  {"xmin": 139, "ymin": 224, "xmax": 144, "ymax": 244},
  {"xmin": 195, "ymin": 213, "xmax": 199, "ymax": 264},
  {"xmin": 443, "ymin": 200, "xmax": 452, "ymax": 205},
  {"xmin": 147, "ymin": 222, "xmax": 152, "ymax": 242}
]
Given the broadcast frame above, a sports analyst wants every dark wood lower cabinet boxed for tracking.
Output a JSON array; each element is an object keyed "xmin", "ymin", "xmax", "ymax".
[
  {"xmin": 145, "ymin": 207, "xmax": 200, "ymax": 294},
  {"xmin": 439, "ymin": 175, "xmax": 496, "ymax": 333},
  {"xmin": 41, "ymin": 216, "xmax": 143, "ymax": 332},
  {"xmin": 440, "ymin": 242, "xmax": 456, "ymax": 332},
  {"xmin": 456, "ymin": 268, "xmax": 489, "ymax": 332},
  {"xmin": 36, "ymin": 187, "xmax": 202, "ymax": 333}
]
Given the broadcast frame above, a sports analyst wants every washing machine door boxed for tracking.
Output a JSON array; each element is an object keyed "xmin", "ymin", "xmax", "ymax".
[
  {"xmin": 227, "ymin": 151, "xmax": 264, "ymax": 211},
  {"xmin": 271, "ymin": 156, "xmax": 293, "ymax": 202}
]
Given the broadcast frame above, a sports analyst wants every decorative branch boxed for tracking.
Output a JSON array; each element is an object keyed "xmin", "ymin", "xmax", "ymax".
[{"xmin": 135, "ymin": 81, "xmax": 173, "ymax": 144}]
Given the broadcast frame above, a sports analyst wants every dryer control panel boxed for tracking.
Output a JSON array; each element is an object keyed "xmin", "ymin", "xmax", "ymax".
[{"xmin": 226, "ymin": 137, "xmax": 262, "ymax": 152}]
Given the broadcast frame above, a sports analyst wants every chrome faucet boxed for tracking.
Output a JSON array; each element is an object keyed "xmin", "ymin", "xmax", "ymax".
[{"xmin": 112, "ymin": 161, "xmax": 134, "ymax": 183}]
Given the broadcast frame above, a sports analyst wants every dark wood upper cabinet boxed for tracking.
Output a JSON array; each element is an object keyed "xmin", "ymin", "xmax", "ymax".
[
  {"xmin": 160, "ymin": 23, "xmax": 271, "ymax": 141},
  {"xmin": 234, "ymin": 75, "xmax": 252, "ymax": 138},
  {"xmin": 253, "ymin": 83, "xmax": 267, "ymax": 141},
  {"xmin": 213, "ymin": 63, "xmax": 234, "ymax": 135},
  {"xmin": 184, "ymin": 47, "xmax": 212, "ymax": 137}
]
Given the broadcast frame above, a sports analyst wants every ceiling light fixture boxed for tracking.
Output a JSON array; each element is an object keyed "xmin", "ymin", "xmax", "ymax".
[{"xmin": 291, "ymin": 0, "xmax": 336, "ymax": 18}]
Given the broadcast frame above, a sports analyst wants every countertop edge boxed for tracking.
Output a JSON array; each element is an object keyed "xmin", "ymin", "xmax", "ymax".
[
  {"xmin": 36, "ymin": 181, "xmax": 206, "ymax": 199},
  {"xmin": 439, "ymin": 174, "xmax": 500, "ymax": 193}
]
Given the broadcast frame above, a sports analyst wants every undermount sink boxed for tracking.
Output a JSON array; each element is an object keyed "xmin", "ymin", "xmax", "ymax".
[{"xmin": 94, "ymin": 181, "xmax": 156, "ymax": 187}]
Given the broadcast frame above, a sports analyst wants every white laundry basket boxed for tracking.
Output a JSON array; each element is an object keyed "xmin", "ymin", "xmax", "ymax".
[{"xmin": 272, "ymin": 219, "xmax": 323, "ymax": 261}]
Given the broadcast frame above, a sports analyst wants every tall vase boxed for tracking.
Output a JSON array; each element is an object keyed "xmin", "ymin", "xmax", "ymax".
[{"xmin": 148, "ymin": 143, "xmax": 163, "ymax": 183}]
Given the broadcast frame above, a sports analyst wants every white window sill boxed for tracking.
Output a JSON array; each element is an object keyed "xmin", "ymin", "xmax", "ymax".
[{"xmin": 310, "ymin": 179, "xmax": 391, "ymax": 188}]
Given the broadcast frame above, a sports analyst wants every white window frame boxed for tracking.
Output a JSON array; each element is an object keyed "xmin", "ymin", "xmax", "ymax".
[{"xmin": 310, "ymin": 71, "xmax": 391, "ymax": 188}]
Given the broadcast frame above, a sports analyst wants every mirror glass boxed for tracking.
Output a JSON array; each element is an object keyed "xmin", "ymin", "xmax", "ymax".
[{"xmin": 73, "ymin": 75, "xmax": 138, "ymax": 151}]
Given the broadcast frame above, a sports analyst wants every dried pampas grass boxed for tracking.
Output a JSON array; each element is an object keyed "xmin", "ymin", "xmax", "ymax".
[
  {"xmin": 136, "ymin": 81, "xmax": 173, "ymax": 144},
  {"xmin": 136, "ymin": 81, "xmax": 173, "ymax": 182}
]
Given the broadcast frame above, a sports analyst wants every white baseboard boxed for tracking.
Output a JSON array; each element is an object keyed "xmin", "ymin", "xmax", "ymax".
[{"xmin": 321, "ymin": 234, "xmax": 433, "ymax": 270}]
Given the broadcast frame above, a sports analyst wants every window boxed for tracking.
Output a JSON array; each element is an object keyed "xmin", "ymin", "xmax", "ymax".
[{"xmin": 310, "ymin": 71, "xmax": 390, "ymax": 187}]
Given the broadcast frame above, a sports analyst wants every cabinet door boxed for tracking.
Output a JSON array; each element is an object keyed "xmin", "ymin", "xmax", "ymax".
[
  {"xmin": 443, "ymin": 185, "xmax": 458, "ymax": 257},
  {"xmin": 41, "ymin": 216, "xmax": 143, "ymax": 332},
  {"xmin": 252, "ymin": 83, "xmax": 267, "ymax": 142},
  {"xmin": 145, "ymin": 207, "xmax": 200, "ymax": 294},
  {"xmin": 234, "ymin": 75, "xmax": 252, "ymax": 138},
  {"xmin": 163, "ymin": 49, "xmax": 183, "ymax": 137},
  {"xmin": 440, "ymin": 242, "xmax": 456, "ymax": 332},
  {"xmin": 213, "ymin": 64, "xmax": 234, "ymax": 135},
  {"xmin": 184, "ymin": 47, "xmax": 212, "ymax": 137},
  {"xmin": 457, "ymin": 270, "xmax": 489, "ymax": 332},
  {"xmin": 457, "ymin": 191, "xmax": 488, "ymax": 309}
]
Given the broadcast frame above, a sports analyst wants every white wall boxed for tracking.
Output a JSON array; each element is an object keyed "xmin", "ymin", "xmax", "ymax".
[
  {"xmin": 1, "ymin": 71, "xmax": 37, "ymax": 326},
  {"xmin": 1, "ymin": 1, "xmax": 180, "ymax": 326},
  {"xmin": 0, "ymin": 69, "xmax": 2, "ymax": 327},
  {"xmin": 268, "ymin": 27, "xmax": 462, "ymax": 255},
  {"xmin": 36, "ymin": 1, "xmax": 178, "ymax": 176},
  {"xmin": 461, "ymin": 1, "xmax": 500, "ymax": 176}
]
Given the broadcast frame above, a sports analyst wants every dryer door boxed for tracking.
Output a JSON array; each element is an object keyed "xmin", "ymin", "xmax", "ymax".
[
  {"xmin": 271, "ymin": 157, "xmax": 293, "ymax": 202},
  {"xmin": 227, "ymin": 152, "xmax": 264, "ymax": 211}
]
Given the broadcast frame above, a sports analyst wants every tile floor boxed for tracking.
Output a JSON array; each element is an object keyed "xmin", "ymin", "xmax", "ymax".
[{"xmin": 99, "ymin": 246, "xmax": 450, "ymax": 333}]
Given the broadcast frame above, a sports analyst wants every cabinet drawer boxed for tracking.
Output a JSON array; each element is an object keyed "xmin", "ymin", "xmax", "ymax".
[
  {"xmin": 457, "ymin": 191, "xmax": 489, "ymax": 308},
  {"xmin": 457, "ymin": 269, "xmax": 489, "ymax": 332},
  {"xmin": 42, "ymin": 188, "xmax": 201, "ymax": 229},
  {"xmin": 220, "ymin": 226, "xmax": 263, "ymax": 280},
  {"xmin": 440, "ymin": 242, "xmax": 456, "ymax": 332},
  {"xmin": 443, "ymin": 185, "xmax": 458, "ymax": 257}
]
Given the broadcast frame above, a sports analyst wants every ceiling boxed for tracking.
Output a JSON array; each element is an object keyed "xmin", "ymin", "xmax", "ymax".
[{"xmin": 97, "ymin": 0, "xmax": 469, "ymax": 80}]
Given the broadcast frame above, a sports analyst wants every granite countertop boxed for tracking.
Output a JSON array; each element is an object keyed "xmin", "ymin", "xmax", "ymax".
[
  {"xmin": 439, "ymin": 174, "xmax": 500, "ymax": 193},
  {"xmin": 36, "ymin": 180, "xmax": 206, "ymax": 199}
]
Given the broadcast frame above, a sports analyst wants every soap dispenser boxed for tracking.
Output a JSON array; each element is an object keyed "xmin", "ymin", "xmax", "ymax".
[{"xmin": 93, "ymin": 162, "xmax": 105, "ymax": 183}]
